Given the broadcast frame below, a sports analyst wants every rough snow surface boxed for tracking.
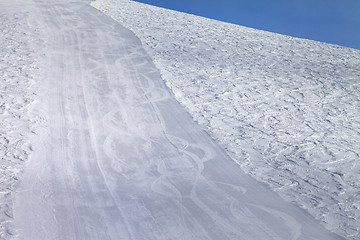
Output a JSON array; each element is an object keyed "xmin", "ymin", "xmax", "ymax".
[
  {"xmin": 93, "ymin": 0, "xmax": 360, "ymax": 239},
  {"xmin": 0, "ymin": 1, "xmax": 43, "ymax": 238},
  {"xmin": 3, "ymin": 0, "xmax": 345, "ymax": 239}
]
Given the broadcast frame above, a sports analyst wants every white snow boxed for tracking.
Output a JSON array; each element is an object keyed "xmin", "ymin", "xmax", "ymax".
[
  {"xmin": 93, "ymin": 0, "xmax": 360, "ymax": 239},
  {"xmin": 0, "ymin": 1, "xmax": 44, "ymax": 238},
  {"xmin": 0, "ymin": 0, "xmax": 357, "ymax": 239},
  {"xmin": 15, "ymin": 1, "xmax": 343, "ymax": 238}
]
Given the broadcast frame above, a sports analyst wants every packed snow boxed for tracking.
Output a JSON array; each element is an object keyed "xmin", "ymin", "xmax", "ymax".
[
  {"xmin": 7, "ymin": 0, "xmax": 344, "ymax": 239},
  {"xmin": 93, "ymin": 0, "xmax": 360, "ymax": 239}
]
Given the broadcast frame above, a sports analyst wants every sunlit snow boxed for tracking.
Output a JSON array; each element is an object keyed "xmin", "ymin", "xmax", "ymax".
[
  {"xmin": 0, "ymin": 0, "xmax": 359, "ymax": 239},
  {"xmin": 94, "ymin": 0, "xmax": 360, "ymax": 239},
  {"xmin": 0, "ymin": 1, "xmax": 43, "ymax": 237}
]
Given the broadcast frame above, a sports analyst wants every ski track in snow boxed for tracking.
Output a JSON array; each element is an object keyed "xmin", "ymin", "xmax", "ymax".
[
  {"xmin": 0, "ymin": 0, "xmax": 344, "ymax": 239},
  {"xmin": 0, "ymin": 1, "xmax": 44, "ymax": 238},
  {"xmin": 93, "ymin": 0, "xmax": 360, "ymax": 239}
]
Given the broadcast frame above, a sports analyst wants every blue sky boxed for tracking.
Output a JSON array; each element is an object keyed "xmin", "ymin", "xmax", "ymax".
[{"xmin": 133, "ymin": 0, "xmax": 360, "ymax": 50}]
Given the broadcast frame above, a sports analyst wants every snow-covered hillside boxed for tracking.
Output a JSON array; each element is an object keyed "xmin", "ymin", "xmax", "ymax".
[
  {"xmin": 0, "ymin": 1, "xmax": 43, "ymax": 238},
  {"xmin": 6, "ymin": 0, "xmax": 344, "ymax": 239},
  {"xmin": 0, "ymin": 0, "xmax": 357, "ymax": 239},
  {"xmin": 93, "ymin": 0, "xmax": 360, "ymax": 239}
]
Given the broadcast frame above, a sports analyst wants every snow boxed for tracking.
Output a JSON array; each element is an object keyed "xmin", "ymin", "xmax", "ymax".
[
  {"xmin": 93, "ymin": 0, "xmax": 360, "ymax": 239},
  {"xmin": 15, "ymin": 1, "xmax": 344, "ymax": 239},
  {"xmin": 0, "ymin": 1, "xmax": 44, "ymax": 238},
  {"xmin": 0, "ymin": 0, "xmax": 357, "ymax": 239}
]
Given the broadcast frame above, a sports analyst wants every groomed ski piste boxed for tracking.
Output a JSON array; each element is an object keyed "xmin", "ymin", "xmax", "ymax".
[{"xmin": 0, "ymin": 0, "xmax": 359, "ymax": 239}]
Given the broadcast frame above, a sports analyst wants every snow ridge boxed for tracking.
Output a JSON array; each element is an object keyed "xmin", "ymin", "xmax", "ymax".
[
  {"xmin": 93, "ymin": 0, "xmax": 360, "ymax": 239},
  {"xmin": 0, "ymin": 2, "xmax": 43, "ymax": 238}
]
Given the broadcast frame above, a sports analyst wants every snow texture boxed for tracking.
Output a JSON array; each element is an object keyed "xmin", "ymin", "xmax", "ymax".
[
  {"xmin": 94, "ymin": 0, "xmax": 360, "ymax": 239},
  {"xmin": 0, "ymin": 0, "xmax": 343, "ymax": 239},
  {"xmin": 10, "ymin": 0, "xmax": 344, "ymax": 239},
  {"xmin": 0, "ymin": 1, "xmax": 44, "ymax": 238}
]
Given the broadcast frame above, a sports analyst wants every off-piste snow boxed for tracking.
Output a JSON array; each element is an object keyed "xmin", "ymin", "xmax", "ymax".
[{"xmin": 0, "ymin": 0, "xmax": 357, "ymax": 239}]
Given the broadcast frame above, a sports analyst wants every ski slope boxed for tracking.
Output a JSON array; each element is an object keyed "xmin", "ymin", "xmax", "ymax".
[
  {"xmin": 0, "ymin": 0, "xmax": 349, "ymax": 239},
  {"xmin": 0, "ymin": 0, "xmax": 44, "ymax": 238},
  {"xmin": 93, "ymin": 1, "xmax": 360, "ymax": 239}
]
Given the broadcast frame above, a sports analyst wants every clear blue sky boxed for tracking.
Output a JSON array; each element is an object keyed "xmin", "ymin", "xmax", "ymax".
[{"xmin": 133, "ymin": 0, "xmax": 360, "ymax": 50}]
